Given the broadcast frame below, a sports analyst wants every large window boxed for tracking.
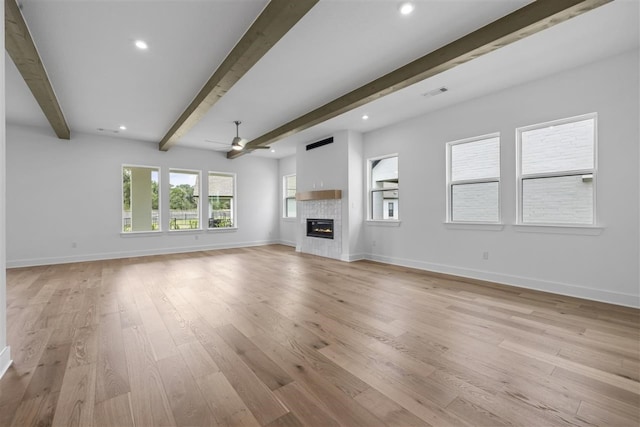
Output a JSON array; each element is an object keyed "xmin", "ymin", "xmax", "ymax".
[
  {"xmin": 517, "ymin": 114, "xmax": 596, "ymax": 225},
  {"xmin": 169, "ymin": 169, "xmax": 200, "ymax": 230},
  {"xmin": 122, "ymin": 165, "xmax": 160, "ymax": 232},
  {"xmin": 447, "ymin": 134, "xmax": 500, "ymax": 223},
  {"xmin": 283, "ymin": 174, "xmax": 296, "ymax": 218},
  {"xmin": 369, "ymin": 155, "xmax": 399, "ymax": 220},
  {"xmin": 208, "ymin": 172, "xmax": 235, "ymax": 228}
]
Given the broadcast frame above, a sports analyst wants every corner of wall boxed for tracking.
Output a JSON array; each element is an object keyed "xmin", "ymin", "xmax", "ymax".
[
  {"xmin": 0, "ymin": 346, "xmax": 11, "ymax": 379},
  {"xmin": 0, "ymin": 0, "xmax": 8, "ymax": 379}
]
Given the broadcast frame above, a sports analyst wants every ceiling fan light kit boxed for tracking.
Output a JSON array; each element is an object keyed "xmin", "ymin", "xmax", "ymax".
[
  {"xmin": 229, "ymin": 120, "xmax": 270, "ymax": 152},
  {"xmin": 231, "ymin": 121, "xmax": 246, "ymax": 150},
  {"xmin": 231, "ymin": 137, "xmax": 245, "ymax": 151}
]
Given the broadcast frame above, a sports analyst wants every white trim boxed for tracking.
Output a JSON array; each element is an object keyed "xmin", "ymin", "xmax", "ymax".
[
  {"xmin": 207, "ymin": 227, "xmax": 238, "ymax": 233},
  {"xmin": 365, "ymin": 220, "xmax": 401, "ymax": 227},
  {"xmin": 169, "ymin": 168, "xmax": 202, "ymax": 231},
  {"xmin": 443, "ymin": 222, "xmax": 504, "ymax": 231},
  {"xmin": 341, "ymin": 253, "xmax": 366, "ymax": 262},
  {"xmin": 283, "ymin": 173, "xmax": 297, "ymax": 219},
  {"xmin": 277, "ymin": 239, "xmax": 296, "ymax": 247},
  {"xmin": 446, "ymin": 133, "xmax": 501, "ymax": 224},
  {"xmin": 121, "ymin": 164, "xmax": 162, "ymax": 233},
  {"xmin": 367, "ymin": 153, "xmax": 399, "ymax": 221},
  {"xmin": 120, "ymin": 231, "xmax": 163, "ymax": 237},
  {"xmin": 513, "ymin": 224, "xmax": 603, "ymax": 235},
  {"xmin": 0, "ymin": 346, "xmax": 12, "ymax": 379},
  {"xmin": 207, "ymin": 171, "xmax": 237, "ymax": 229},
  {"xmin": 6, "ymin": 240, "xmax": 278, "ymax": 268},
  {"xmin": 364, "ymin": 253, "xmax": 639, "ymax": 308},
  {"xmin": 516, "ymin": 113, "xmax": 598, "ymax": 226}
]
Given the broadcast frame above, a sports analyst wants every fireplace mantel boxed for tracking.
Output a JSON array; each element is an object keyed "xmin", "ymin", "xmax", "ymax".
[{"xmin": 296, "ymin": 190, "xmax": 342, "ymax": 201}]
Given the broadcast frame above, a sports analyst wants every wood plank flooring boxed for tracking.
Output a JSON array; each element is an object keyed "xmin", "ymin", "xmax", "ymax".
[{"xmin": 1, "ymin": 245, "xmax": 639, "ymax": 426}]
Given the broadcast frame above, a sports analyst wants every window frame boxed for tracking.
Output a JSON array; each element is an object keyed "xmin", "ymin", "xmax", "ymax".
[
  {"xmin": 168, "ymin": 168, "xmax": 202, "ymax": 232},
  {"xmin": 283, "ymin": 174, "xmax": 297, "ymax": 219},
  {"xmin": 516, "ymin": 113, "xmax": 598, "ymax": 227},
  {"xmin": 207, "ymin": 171, "xmax": 237, "ymax": 230},
  {"xmin": 446, "ymin": 133, "xmax": 501, "ymax": 224},
  {"xmin": 367, "ymin": 153, "xmax": 399, "ymax": 222},
  {"xmin": 121, "ymin": 164, "xmax": 161, "ymax": 234}
]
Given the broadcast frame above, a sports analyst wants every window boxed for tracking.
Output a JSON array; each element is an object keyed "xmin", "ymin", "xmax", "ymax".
[
  {"xmin": 208, "ymin": 172, "xmax": 236, "ymax": 228},
  {"xmin": 122, "ymin": 166, "xmax": 160, "ymax": 232},
  {"xmin": 369, "ymin": 155, "xmax": 399, "ymax": 220},
  {"xmin": 283, "ymin": 174, "xmax": 296, "ymax": 218},
  {"xmin": 517, "ymin": 113, "xmax": 596, "ymax": 225},
  {"xmin": 447, "ymin": 134, "xmax": 500, "ymax": 223},
  {"xmin": 169, "ymin": 169, "xmax": 200, "ymax": 230}
]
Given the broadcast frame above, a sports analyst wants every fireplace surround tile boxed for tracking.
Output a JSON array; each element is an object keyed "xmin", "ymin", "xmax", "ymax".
[{"xmin": 297, "ymin": 199, "xmax": 342, "ymax": 260}]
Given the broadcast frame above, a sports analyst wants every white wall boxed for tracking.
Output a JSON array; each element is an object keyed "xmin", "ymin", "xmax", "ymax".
[
  {"xmin": 295, "ymin": 131, "xmax": 364, "ymax": 261},
  {"xmin": 363, "ymin": 49, "xmax": 640, "ymax": 307},
  {"xmin": 346, "ymin": 131, "xmax": 364, "ymax": 259},
  {"xmin": 0, "ymin": 2, "xmax": 11, "ymax": 378},
  {"xmin": 278, "ymin": 154, "xmax": 296, "ymax": 246},
  {"xmin": 296, "ymin": 135, "xmax": 348, "ymax": 193},
  {"xmin": 6, "ymin": 125, "xmax": 280, "ymax": 266}
]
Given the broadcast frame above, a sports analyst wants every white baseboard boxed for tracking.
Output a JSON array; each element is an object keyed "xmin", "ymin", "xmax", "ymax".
[
  {"xmin": 0, "ymin": 346, "xmax": 12, "ymax": 379},
  {"xmin": 341, "ymin": 253, "xmax": 366, "ymax": 262},
  {"xmin": 366, "ymin": 253, "xmax": 640, "ymax": 308},
  {"xmin": 277, "ymin": 240, "xmax": 296, "ymax": 247},
  {"xmin": 7, "ymin": 240, "xmax": 279, "ymax": 268}
]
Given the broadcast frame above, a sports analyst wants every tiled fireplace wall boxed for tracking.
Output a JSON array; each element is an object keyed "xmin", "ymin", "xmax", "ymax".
[{"xmin": 297, "ymin": 199, "xmax": 342, "ymax": 260}]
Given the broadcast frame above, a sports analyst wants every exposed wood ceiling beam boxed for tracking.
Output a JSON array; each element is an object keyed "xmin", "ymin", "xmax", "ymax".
[
  {"xmin": 159, "ymin": 0, "xmax": 318, "ymax": 151},
  {"xmin": 5, "ymin": 0, "xmax": 70, "ymax": 139},
  {"xmin": 228, "ymin": 0, "xmax": 611, "ymax": 158}
]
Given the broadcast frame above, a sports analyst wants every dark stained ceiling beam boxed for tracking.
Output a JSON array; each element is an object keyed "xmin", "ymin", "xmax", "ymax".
[
  {"xmin": 5, "ymin": 0, "xmax": 70, "ymax": 139},
  {"xmin": 228, "ymin": 0, "xmax": 611, "ymax": 158},
  {"xmin": 159, "ymin": 0, "xmax": 318, "ymax": 151}
]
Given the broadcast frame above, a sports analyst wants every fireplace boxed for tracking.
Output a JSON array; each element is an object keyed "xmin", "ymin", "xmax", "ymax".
[{"xmin": 306, "ymin": 219, "xmax": 334, "ymax": 239}]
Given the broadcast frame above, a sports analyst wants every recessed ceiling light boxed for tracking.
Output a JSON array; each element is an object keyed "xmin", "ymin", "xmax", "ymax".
[
  {"xmin": 399, "ymin": 2, "xmax": 414, "ymax": 15},
  {"xmin": 270, "ymin": 149, "xmax": 275, "ymax": 153},
  {"xmin": 119, "ymin": 125, "xmax": 127, "ymax": 130},
  {"xmin": 134, "ymin": 40, "xmax": 148, "ymax": 50},
  {"xmin": 362, "ymin": 115, "xmax": 369, "ymax": 120}
]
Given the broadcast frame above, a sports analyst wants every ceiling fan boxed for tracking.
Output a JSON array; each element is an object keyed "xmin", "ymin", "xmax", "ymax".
[
  {"xmin": 231, "ymin": 120, "xmax": 246, "ymax": 151},
  {"xmin": 206, "ymin": 121, "xmax": 271, "ymax": 152}
]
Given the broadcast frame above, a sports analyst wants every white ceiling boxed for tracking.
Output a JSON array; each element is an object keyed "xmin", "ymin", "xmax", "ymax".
[{"xmin": 6, "ymin": 0, "xmax": 639, "ymax": 159}]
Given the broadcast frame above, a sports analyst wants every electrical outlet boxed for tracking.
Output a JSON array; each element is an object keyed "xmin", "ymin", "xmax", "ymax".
[
  {"xmin": 194, "ymin": 235, "xmax": 199, "ymax": 240},
  {"xmin": 483, "ymin": 251, "xmax": 489, "ymax": 260},
  {"xmin": 72, "ymin": 242, "xmax": 77, "ymax": 248},
  {"xmin": 372, "ymin": 240, "xmax": 377, "ymax": 247}
]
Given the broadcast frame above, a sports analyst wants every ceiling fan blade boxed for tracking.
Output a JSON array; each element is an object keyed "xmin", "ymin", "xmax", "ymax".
[
  {"xmin": 205, "ymin": 139, "xmax": 230, "ymax": 146},
  {"xmin": 246, "ymin": 146, "xmax": 271, "ymax": 150}
]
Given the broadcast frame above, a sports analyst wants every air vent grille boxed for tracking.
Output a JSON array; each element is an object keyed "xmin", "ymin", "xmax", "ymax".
[
  {"xmin": 306, "ymin": 137, "xmax": 334, "ymax": 151},
  {"xmin": 422, "ymin": 87, "xmax": 448, "ymax": 98}
]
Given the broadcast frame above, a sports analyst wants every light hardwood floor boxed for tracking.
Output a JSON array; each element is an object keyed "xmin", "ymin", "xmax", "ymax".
[{"xmin": 1, "ymin": 245, "xmax": 639, "ymax": 426}]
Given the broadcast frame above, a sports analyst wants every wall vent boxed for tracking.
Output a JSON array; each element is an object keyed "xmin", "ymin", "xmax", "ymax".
[
  {"xmin": 422, "ymin": 87, "xmax": 448, "ymax": 98},
  {"xmin": 306, "ymin": 137, "xmax": 334, "ymax": 151}
]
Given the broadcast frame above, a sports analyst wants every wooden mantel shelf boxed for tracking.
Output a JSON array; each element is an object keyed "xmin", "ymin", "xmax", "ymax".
[{"xmin": 296, "ymin": 190, "xmax": 342, "ymax": 201}]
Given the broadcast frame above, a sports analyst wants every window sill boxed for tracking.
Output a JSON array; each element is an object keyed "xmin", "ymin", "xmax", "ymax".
[
  {"xmin": 120, "ymin": 231, "xmax": 163, "ymax": 237},
  {"xmin": 513, "ymin": 224, "xmax": 603, "ymax": 235},
  {"xmin": 207, "ymin": 227, "xmax": 238, "ymax": 233},
  {"xmin": 444, "ymin": 222, "xmax": 504, "ymax": 231},
  {"xmin": 281, "ymin": 217, "xmax": 297, "ymax": 222},
  {"xmin": 366, "ymin": 220, "xmax": 401, "ymax": 227},
  {"xmin": 168, "ymin": 228, "xmax": 203, "ymax": 234}
]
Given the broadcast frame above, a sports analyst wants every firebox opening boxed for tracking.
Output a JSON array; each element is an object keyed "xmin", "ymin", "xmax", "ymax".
[{"xmin": 306, "ymin": 219, "xmax": 334, "ymax": 239}]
